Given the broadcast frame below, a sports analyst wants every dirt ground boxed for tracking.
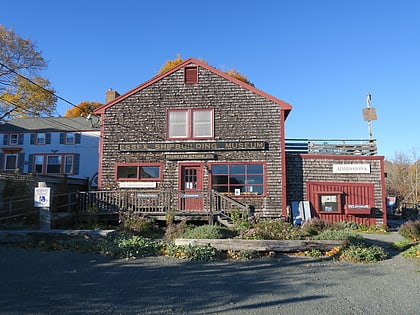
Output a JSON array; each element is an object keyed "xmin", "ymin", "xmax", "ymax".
[{"xmin": 0, "ymin": 232, "xmax": 419, "ymax": 315}]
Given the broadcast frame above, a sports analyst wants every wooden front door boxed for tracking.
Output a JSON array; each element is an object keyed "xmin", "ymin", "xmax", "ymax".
[{"xmin": 180, "ymin": 164, "xmax": 204, "ymax": 211}]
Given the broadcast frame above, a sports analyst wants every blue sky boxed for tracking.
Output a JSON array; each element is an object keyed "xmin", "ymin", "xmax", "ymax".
[{"xmin": 1, "ymin": 0, "xmax": 419, "ymax": 160}]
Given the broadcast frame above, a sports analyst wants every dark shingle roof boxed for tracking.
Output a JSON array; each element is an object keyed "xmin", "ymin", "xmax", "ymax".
[{"xmin": 0, "ymin": 117, "xmax": 100, "ymax": 133}]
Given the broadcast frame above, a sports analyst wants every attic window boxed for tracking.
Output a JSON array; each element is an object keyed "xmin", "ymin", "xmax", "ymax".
[{"xmin": 184, "ymin": 66, "xmax": 198, "ymax": 84}]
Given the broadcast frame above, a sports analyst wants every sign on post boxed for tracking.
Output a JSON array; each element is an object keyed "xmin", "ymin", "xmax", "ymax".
[
  {"xmin": 34, "ymin": 187, "xmax": 51, "ymax": 208},
  {"xmin": 35, "ymin": 183, "xmax": 51, "ymax": 230}
]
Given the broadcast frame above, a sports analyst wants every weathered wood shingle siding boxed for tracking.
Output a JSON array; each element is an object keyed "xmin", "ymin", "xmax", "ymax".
[
  {"xmin": 286, "ymin": 153, "xmax": 385, "ymax": 223},
  {"xmin": 100, "ymin": 63, "xmax": 285, "ymax": 217}
]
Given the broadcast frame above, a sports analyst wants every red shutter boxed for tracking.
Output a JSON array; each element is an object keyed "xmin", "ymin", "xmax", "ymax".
[{"xmin": 184, "ymin": 67, "xmax": 198, "ymax": 84}]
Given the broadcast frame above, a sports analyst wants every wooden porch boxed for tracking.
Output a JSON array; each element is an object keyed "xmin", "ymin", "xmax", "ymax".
[{"xmin": 78, "ymin": 189, "xmax": 251, "ymax": 225}]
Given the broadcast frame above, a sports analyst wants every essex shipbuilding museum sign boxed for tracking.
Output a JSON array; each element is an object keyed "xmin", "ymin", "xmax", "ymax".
[{"xmin": 119, "ymin": 141, "xmax": 267, "ymax": 152}]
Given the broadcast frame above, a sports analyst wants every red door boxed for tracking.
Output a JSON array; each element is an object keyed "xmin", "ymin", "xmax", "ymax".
[{"xmin": 180, "ymin": 164, "xmax": 204, "ymax": 211}]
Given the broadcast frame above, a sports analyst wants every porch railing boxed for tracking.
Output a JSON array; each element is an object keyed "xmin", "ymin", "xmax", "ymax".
[
  {"xmin": 285, "ymin": 139, "xmax": 377, "ymax": 156},
  {"xmin": 78, "ymin": 189, "xmax": 250, "ymax": 219}
]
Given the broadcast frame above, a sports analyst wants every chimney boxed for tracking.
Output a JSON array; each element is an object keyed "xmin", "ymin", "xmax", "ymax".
[{"xmin": 105, "ymin": 88, "xmax": 120, "ymax": 103}]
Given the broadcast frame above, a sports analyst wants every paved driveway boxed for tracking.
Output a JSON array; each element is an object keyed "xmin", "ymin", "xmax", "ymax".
[{"xmin": 1, "ymin": 237, "xmax": 419, "ymax": 315}]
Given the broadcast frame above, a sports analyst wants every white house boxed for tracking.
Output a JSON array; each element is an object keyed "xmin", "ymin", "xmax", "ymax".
[{"xmin": 0, "ymin": 117, "xmax": 100, "ymax": 185}]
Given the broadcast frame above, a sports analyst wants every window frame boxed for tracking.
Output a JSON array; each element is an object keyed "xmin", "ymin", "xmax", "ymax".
[
  {"xmin": 167, "ymin": 108, "xmax": 214, "ymax": 140},
  {"xmin": 46, "ymin": 155, "xmax": 62, "ymax": 174},
  {"xmin": 64, "ymin": 154, "xmax": 74, "ymax": 174},
  {"xmin": 36, "ymin": 133, "xmax": 46, "ymax": 145},
  {"xmin": 4, "ymin": 153, "xmax": 18, "ymax": 171},
  {"xmin": 65, "ymin": 132, "xmax": 75, "ymax": 144},
  {"xmin": 316, "ymin": 191, "xmax": 343, "ymax": 214},
  {"xmin": 209, "ymin": 162, "xmax": 266, "ymax": 197},
  {"xmin": 115, "ymin": 163, "xmax": 163, "ymax": 181},
  {"xmin": 9, "ymin": 133, "xmax": 19, "ymax": 145}
]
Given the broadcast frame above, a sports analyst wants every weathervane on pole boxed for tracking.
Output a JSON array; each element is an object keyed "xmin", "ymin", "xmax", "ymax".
[{"xmin": 362, "ymin": 93, "xmax": 377, "ymax": 140}]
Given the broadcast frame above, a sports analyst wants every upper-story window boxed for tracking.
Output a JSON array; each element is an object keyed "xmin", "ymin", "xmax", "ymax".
[
  {"xmin": 167, "ymin": 109, "xmax": 213, "ymax": 139},
  {"xmin": 3, "ymin": 133, "xmax": 23, "ymax": 146},
  {"xmin": 59, "ymin": 132, "xmax": 81, "ymax": 144},
  {"xmin": 9, "ymin": 134, "xmax": 18, "ymax": 145},
  {"xmin": 37, "ymin": 133, "xmax": 46, "ymax": 145},
  {"xmin": 30, "ymin": 133, "xmax": 51, "ymax": 145},
  {"xmin": 66, "ymin": 132, "xmax": 75, "ymax": 144}
]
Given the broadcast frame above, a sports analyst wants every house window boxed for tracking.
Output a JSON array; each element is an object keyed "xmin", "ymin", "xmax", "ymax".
[
  {"xmin": 317, "ymin": 193, "xmax": 343, "ymax": 213},
  {"xmin": 37, "ymin": 133, "xmax": 46, "ymax": 145},
  {"xmin": 66, "ymin": 132, "xmax": 75, "ymax": 144},
  {"xmin": 116, "ymin": 163, "xmax": 162, "ymax": 181},
  {"xmin": 211, "ymin": 163, "xmax": 265, "ymax": 196},
  {"xmin": 46, "ymin": 155, "xmax": 61, "ymax": 174},
  {"xmin": 184, "ymin": 66, "xmax": 198, "ymax": 84},
  {"xmin": 9, "ymin": 134, "xmax": 18, "ymax": 145},
  {"xmin": 4, "ymin": 154, "xmax": 18, "ymax": 171},
  {"xmin": 35, "ymin": 155, "xmax": 44, "ymax": 173},
  {"xmin": 64, "ymin": 155, "xmax": 74, "ymax": 174},
  {"xmin": 168, "ymin": 109, "xmax": 213, "ymax": 139}
]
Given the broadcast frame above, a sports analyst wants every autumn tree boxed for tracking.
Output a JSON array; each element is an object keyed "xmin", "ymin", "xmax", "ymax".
[
  {"xmin": 385, "ymin": 150, "xmax": 420, "ymax": 208},
  {"xmin": 0, "ymin": 25, "xmax": 56, "ymax": 119},
  {"xmin": 158, "ymin": 55, "xmax": 254, "ymax": 86},
  {"xmin": 64, "ymin": 101, "xmax": 102, "ymax": 118}
]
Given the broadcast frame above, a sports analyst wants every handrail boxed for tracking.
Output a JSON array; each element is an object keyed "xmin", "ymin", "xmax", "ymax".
[
  {"xmin": 285, "ymin": 138, "xmax": 377, "ymax": 156},
  {"xmin": 210, "ymin": 190, "xmax": 250, "ymax": 217}
]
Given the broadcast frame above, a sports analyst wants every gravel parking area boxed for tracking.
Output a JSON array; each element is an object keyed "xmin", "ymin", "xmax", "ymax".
[{"xmin": 0, "ymin": 232, "xmax": 419, "ymax": 315}]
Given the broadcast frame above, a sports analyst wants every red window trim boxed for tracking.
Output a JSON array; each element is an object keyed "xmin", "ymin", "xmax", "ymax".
[
  {"xmin": 115, "ymin": 162, "xmax": 163, "ymax": 181},
  {"xmin": 33, "ymin": 153, "xmax": 75, "ymax": 175},
  {"xmin": 315, "ymin": 191, "xmax": 344, "ymax": 214},
  {"xmin": 209, "ymin": 162, "xmax": 267, "ymax": 197},
  {"xmin": 167, "ymin": 108, "xmax": 214, "ymax": 140}
]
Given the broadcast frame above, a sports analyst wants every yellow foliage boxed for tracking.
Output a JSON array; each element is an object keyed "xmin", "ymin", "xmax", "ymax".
[
  {"xmin": 158, "ymin": 54, "xmax": 183, "ymax": 74},
  {"xmin": 64, "ymin": 101, "xmax": 102, "ymax": 117},
  {"xmin": 226, "ymin": 68, "xmax": 254, "ymax": 86}
]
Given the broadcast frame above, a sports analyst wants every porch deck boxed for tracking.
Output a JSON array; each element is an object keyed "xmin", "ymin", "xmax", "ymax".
[{"xmin": 78, "ymin": 189, "xmax": 250, "ymax": 224}]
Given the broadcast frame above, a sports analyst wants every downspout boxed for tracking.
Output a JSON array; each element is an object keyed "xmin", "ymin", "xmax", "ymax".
[{"xmin": 280, "ymin": 109, "xmax": 288, "ymax": 217}]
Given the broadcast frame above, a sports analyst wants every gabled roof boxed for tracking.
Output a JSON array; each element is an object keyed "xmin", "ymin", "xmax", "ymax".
[
  {"xmin": 0, "ymin": 117, "xmax": 100, "ymax": 133},
  {"xmin": 94, "ymin": 58, "xmax": 292, "ymax": 118}
]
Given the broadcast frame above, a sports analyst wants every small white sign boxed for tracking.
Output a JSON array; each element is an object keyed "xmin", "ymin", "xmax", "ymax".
[
  {"xmin": 34, "ymin": 187, "xmax": 51, "ymax": 208},
  {"xmin": 234, "ymin": 189, "xmax": 241, "ymax": 196},
  {"xmin": 333, "ymin": 164, "xmax": 370, "ymax": 174},
  {"xmin": 119, "ymin": 181, "xmax": 157, "ymax": 188}
]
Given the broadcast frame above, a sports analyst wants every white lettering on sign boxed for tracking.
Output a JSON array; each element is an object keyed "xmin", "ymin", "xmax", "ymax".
[
  {"xmin": 34, "ymin": 187, "xmax": 51, "ymax": 207},
  {"xmin": 333, "ymin": 164, "xmax": 371, "ymax": 174}
]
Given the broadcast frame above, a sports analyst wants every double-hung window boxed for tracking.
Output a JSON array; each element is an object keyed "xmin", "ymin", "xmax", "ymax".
[
  {"xmin": 211, "ymin": 163, "xmax": 265, "ymax": 196},
  {"xmin": 4, "ymin": 154, "xmax": 18, "ymax": 171},
  {"xmin": 46, "ymin": 155, "xmax": 61, "ymax": 174},
  {"xmin": 9, "ymin": 134, "xmax": 18, "ymax": 145},
  {"xmin": 168, "ymin": 109, "xmax": 213, "ymax": 139},
  {"xmin": 37, "ymin": 133, "xmax": 46, "ymax": 145}
]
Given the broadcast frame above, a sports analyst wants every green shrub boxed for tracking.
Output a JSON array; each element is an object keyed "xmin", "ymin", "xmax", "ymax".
[
  {"xmin": 402, "ymin": 243, "xmax": 420, "ymax": 258},
  {"xmin": 164, "ymin": 242, "xmax": 221, "ymax": 261},
  {"xmin": 99, "ymin": 234, "xmax": 161, "ymax": 259},
  {"xmin": 340, "ymin": 243, "xmax": 387, "ymax": 263},
  {"xmin": 229, "ymin": 208, "xmax": 250, "ymax": 230},
  {"xmin": 242, "ymin": 219, "xmax": 302, "ymax": 240},
  {"xmin": 398, "ymin": 220, "xmax": 420, "ymax": 242},
  {"xmin": 180, "ymin": 224, "xmax": 237, "ymax": 239}
]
